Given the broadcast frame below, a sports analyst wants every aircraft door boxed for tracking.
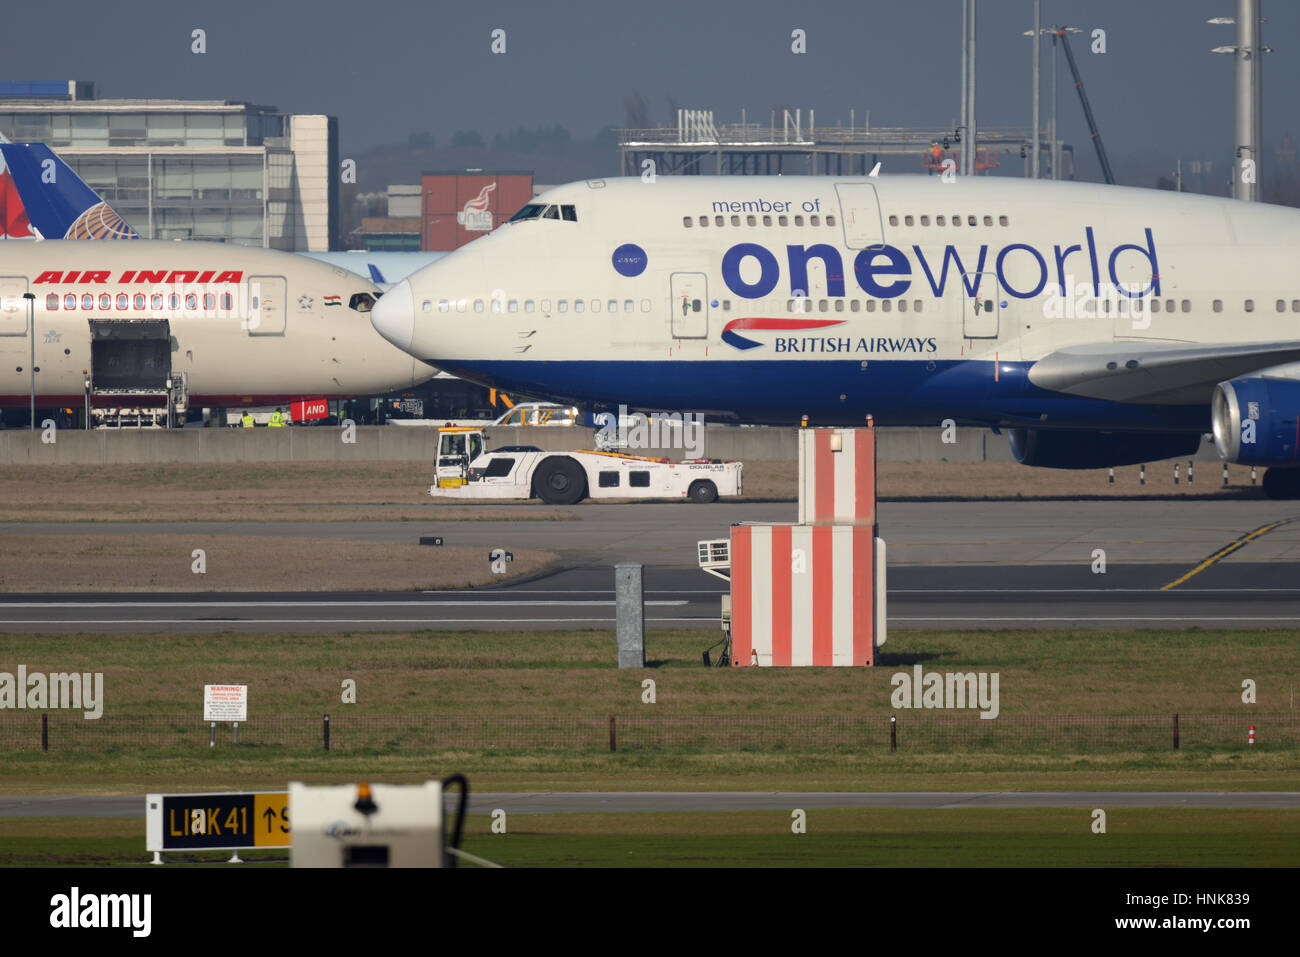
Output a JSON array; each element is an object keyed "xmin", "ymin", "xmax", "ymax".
[
  {"xmin": 834, "ymin": 183, "xmax": 885, "ymax": 249},
  {"xmin": 246, "ymin": 275, "xmax": 287, "ymax": 335},
  {"xmin": 670, "ymin": 272, "xmax": 709, "ymax": 339},
  {"xmin": 961, "ymin": 272, "xmax": 1000, "ymax": 339},
  {"xmin": 0, "ymin": 276, "xmax": 30, "ymax": 338}
]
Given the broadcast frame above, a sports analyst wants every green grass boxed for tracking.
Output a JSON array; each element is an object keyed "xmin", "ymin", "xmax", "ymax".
[
  {"xmin": 4, "ymin": 809, "xmax": 1299, "ymax": 867},
  {"xmin": 2, "ymin": 627, "xmax": 1298, "ymax": 792}
]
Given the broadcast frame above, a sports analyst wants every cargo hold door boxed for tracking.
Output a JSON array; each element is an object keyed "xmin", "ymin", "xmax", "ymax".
[
  {"xmin": 246, "ymin": 275, "xmax": 286, "ymax": 335},
  {"xmin": 89, "ymin": 319, "xmax": 171, "ymax": 391},
  {"xmin": 670, "ymin": 272, "xmax": 709, "ymax": 339}
]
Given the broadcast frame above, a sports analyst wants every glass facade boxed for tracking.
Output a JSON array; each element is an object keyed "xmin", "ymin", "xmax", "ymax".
[{"xmin": 0, "ymin": 101, "xmax": 330, "ymax": 249}]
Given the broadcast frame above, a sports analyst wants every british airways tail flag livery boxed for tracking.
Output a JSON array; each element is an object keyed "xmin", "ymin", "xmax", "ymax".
[{"xmin": 371, "ymin": 175, "xmax": 1300, "ymax": 497}]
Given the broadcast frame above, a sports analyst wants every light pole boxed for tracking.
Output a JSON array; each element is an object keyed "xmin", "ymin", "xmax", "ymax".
[
  {"xmin": 1031, "ymin": 1, "xmax": 1041, "ymax": 178},
  {"xmin": 1210, "ymin": 2, "xmax": 1269, "ymax": 201},
  {"xmin": 23, "ymin": 292, "xmax": 34, "ymax": 430}
]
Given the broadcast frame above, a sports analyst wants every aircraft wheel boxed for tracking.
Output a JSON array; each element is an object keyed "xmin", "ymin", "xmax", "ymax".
[
  {"xmin": 535, "ymin": 457, "xmax": 587, "ymax": 505},
  {"xmin": 688, "ymin": 479, "xmax": 718, "ymax": 504},
  {"xmin": 1262, "ymin": 468, "xmax": 1300, "ymax": 499}
]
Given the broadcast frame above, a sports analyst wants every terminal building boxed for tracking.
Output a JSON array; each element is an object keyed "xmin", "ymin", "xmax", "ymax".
[{"xmin": 0, "ymin": 80, "xmax": 337, "ymax": 251}]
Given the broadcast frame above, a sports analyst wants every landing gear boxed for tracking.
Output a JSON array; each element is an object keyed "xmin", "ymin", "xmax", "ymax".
[{"xmin": 1262, "ymin": 468, "xmax": 1300, "ymax": 499}]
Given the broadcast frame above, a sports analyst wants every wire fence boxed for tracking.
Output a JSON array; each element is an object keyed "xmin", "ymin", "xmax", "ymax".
[{"xmin": 2, "ymin": 712, "xmax": 1295, "ymax": 755}]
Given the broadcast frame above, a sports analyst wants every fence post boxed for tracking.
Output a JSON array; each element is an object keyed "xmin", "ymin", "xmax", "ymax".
[
  {"xmin": 41, "ymin": 713, "xmax": 48, "ymax": 752},
  {"xmin": 1172, "ymin": 713, "xmax": 1179, "ymax": 750},
  {"xmin": 890, "ymin": 714, "xmax": 897, "ymax": 753},
  {"xmin": 609, "ymin": 714, "xmax": 616, "ymax": 753},
  {"xmin": 323, "ymin": 713, "xmax": 330, "ymax": 751}
]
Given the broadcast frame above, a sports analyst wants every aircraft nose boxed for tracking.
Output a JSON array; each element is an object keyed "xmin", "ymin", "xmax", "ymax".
[{"xmin": 371, "ymin": 280, "xmax": 415, "ymax": 352}]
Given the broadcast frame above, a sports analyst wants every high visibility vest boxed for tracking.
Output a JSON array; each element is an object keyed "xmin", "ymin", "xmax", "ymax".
[
  {"xmin": 269, "ymin": 412, "xmax": 285, "ymax": 427},
  {"xmin": 241, "ymin": 414, "xmax": 255, "ymax": 428}
]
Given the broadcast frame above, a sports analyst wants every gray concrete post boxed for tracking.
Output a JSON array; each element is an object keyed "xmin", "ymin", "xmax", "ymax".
[{"xmin": 615, "ymin": 562, "xmax": 645, "ymax": 668}]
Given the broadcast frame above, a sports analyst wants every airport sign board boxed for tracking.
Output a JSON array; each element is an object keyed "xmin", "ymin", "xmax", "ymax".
[
  {"xmin": 146, "ymin": 791, "xmax": 290, "ymax": 852},
  {"xmin": 203, "ymin": 684, "xmax": 247, "ymax": 722}
]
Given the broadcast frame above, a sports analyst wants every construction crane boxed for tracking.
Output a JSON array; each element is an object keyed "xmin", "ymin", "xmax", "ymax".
[{"xmin": 1053, "ymin": 26, "xmax": 1116, "ymax": 185}]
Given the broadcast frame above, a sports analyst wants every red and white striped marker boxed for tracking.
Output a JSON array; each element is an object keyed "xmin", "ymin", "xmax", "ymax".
[{"xmin": 1249, "ymin": 725, "xmax": 1255, "ymax": 746}]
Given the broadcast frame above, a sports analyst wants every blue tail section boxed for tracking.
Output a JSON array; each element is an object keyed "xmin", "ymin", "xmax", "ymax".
[{"xmin": 0, "ymin": 143, "xmax": 139, "ymax": 239}]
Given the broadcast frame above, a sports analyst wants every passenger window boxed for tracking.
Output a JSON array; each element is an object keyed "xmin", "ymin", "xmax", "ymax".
[
  {"xmin": 722, "ymin": 300, "xmax": 731, "ymax": 311},
  {"xmin": 561, "ymin": 205, "xmax": 577, "ymax": 221},
  {"xmin": 607, "ymin": 300, "xmax": 617, "ymax": 312},
  {"xmin": 474, "ymin": 299, "xmax": 484, "ymax": 312},
  {"xmin": 590, "ymin": 300, "xmax": 599, "ymax": 313},
  {"xmin": 558, "ymin": 300, "xmax": 568, "ymax": 313},
  {"xmin": 699, "ymin": 216, "xmax": 708, "ymax": 227},
  {"xmin": 624, "ymin": 299, "xmax": 634, "ymax": 312},
  {"xmin": 542, "ymin": 206, "xmax": 559, "ymax": 220},
  {"xmin": 683, "ymin": 217, "xmax": 693, "ymax": 227},
  {"xmin": 818, "ymin": 300, "xmax": 828, "ymax": 313},
  {"xmin": 490, "ymin": 299, "xmax": 503, "ymax": 313},
  {"xmin": 100, "ymin": 294, "xmax": 112, "ymax": 309},
  {"xmin": 133, "ymin": 294, "xmax": 145, "ymax": 309},
  {"xmin": 484, "ymin": 458, "xmax": 515, "ymax": 478},
  {"xmin": 116, "ymin": 294, "xmax": 128, "ymax": 310},
  {"xmin": 598, "ymin": 471, "xmax": 620, "ymax": 488},
  {"xmin": 203, "ymin": 294, "xmax": 215, "ymax": 309},
  {"xmin": 888, "ymin": 215, "xmax": 898, "ymax": 226},
  {"xmin": 952, "ymin": 216, "xmax": 962, "ymax": 227},
  {"xmin": 731, "ymin": 215, "xmax": 740, "ymax": 226},
  {"xmin": 64, "ymin": 294, "xmax": 76, "ymax": 310},
  {"xmin": 914, "ymin": 300, "xmax": 923, "ymax": 312},
  {"xmin": 763, "ymin": 215, "xmax": 772, "ymax": 226},
  {"xmin": 747, "ymin": 214, "xmax": 756, "ymax": 226},
  {"xmin": 1276, "ymin": 300, "xmax": 1286, "ymax": 313},
  {"xmin": 1165, "ymin": 299, "xmax": 1174, "ymax": 312},
  {"xmin": 794, "ymin": 215, "xmax": 804, "ymax": 227},
  {"xmin": 983, "ymin": 216, "xmax": 992, "ymax": 226},
  {"xmin": 904, "ymin": 215, "xmax": 914, "ymax": 226},
  {"xmin": 1213, "ymin": 300, "xmax": 1223, "ymax": 312},
  {"xmin": 422, "ymin": 301, "xmax": 432, "ymax": 313},
  {"xmin": 826, "ymin": 215, "xmax": 836, "ymax": 226},
  {"xmin": 525, "ymin": 300, "xmax": 535, "ymax": 312},
  {"xmin": 834, "ymin": 300, "xmax": 844, "ymax": 312},
  {"xmin": 778, "ymin": 215, "xmax": 788, "ymax": 226},
  {"xmin": 45, "ymin": 294, "xmax": 58, "ymax": 311},
  {"xmin": 1293, "ymin": 300, "xmax": 1300, "ymax": 312},
  {"xmin": 221, "ymin": 294, "xmax": 233, "ymax": 310},
  {"xmin": 83, "ymin": 294, "xmax": 94, "ymax": 310},
  {"xmin": 999, "ymin": 215, "xmax": 1009, "ymax": 226},
  {"xmin": 850, "ymin": 300, "xmax": 860, "ymax": 312},
  {"xmin": 882, "ymin": 300, "xmax": 892, "ymax": 312},
  {"xmin": 575, "ymin": 300, "xmax": 585, "ymax": 313},
  {"xmin": 185, "ymin": 294, "xmax": 197, "ymax": 310},
  {"xmin": 810, "ymin": 215, "xmax": 820, "ymax": 226},
  {"xmin": 715, "ymin": 216, "xmax": 724, "ymax": 227},
  {"xmin": 437, "ymin": 300, "xmax": 448, "ymax": 312},
  {"xmin": 509, "ymin": 300, "xmax": 519, "ymax": 312},
  {"xmin": 1181, "ymin": 300, "xmax": 1191, "ymax": 313},
  {"xmin": 967, "ymin": 215, "xmax": 977, "ymax": 226},
  {"xmin": 629, "ymin": 471, "xmax": 651, "ymax": 488},
  {"xmin": 1151, "ymin": 300, "xmax": 1161, "ymax": 313},
  {"xmin": 866, "ymin": 300, "xmax": 876, "ymax": 312},
  {"xmin": 898, "ymin": 300, "xmax": 908, "ymax": 313},
  {"xmin": 169, "ymin": 294, "xmax": 181, "ymax": 310},
  {"xmin": 456, "ymin": 299, "xmax": 467, "ymax": 312},
  {"xmin": 1244, "ymin": 299, "xmax": 1254, "ymax": 313}
]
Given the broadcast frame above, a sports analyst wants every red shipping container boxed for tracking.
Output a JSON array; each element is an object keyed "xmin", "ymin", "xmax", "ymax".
[{"xmin": 421, "ymin": 172, "xmax": 534, "ymax": 251}]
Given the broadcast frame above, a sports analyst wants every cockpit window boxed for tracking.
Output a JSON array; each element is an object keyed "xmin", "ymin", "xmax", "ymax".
[
  {"xmin": 560, "ymin": 204, "xmax": 577, "ymax": 221},
  {"xmin": 542, "ymin": 205, "xmax": 560, "ymax": 220},
  {"xmin": 349, "ymin": 292, "xmax": 376, "ymax": 313},
  {"xmin": 509, "ymin": 203, "xmax": 547, "ymax": 222}
]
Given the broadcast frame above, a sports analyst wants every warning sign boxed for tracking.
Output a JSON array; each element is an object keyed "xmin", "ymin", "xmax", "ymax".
[
  {"xmin": 146, "ymin": 791, "xmax": 290, "ymax": 852},
  {"xmin": 204, "ymin": 684, "xmax": 247, "ymax": 722}
]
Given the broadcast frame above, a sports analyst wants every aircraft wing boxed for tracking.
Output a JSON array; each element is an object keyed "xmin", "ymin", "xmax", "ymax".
[{"xmin": 1027, "ymin": 341, "xmax": 1300, "ymax": 405}]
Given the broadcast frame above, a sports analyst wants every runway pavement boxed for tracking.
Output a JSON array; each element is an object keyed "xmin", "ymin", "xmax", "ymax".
[
  {"xmin": 3, "ymin": 500, "xmax": 1300, "ymax": 631},
  {"xmin": 4, "ymin": 791, "xmax": 1299, "ymax": 818}
]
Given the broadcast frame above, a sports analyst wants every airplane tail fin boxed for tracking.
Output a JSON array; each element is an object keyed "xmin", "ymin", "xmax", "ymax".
[{"xmin": 0, "ymin": 143, "xmax": 139, "ymax": 240}]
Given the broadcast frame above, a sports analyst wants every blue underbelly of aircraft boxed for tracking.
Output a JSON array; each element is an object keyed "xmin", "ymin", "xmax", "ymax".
[{"xmin": 432, "ymin": 358, "xmax": 1209, "ymax": 432}]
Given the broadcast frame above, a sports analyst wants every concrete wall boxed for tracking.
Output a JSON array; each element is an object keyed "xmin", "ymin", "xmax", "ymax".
[{"xmin": 0, "ymin": 423, "xmax": 1216, "ymax": 466}]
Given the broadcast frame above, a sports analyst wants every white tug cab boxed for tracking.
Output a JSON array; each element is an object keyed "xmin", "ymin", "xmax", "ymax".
[{"xmin": 430, "ymin": 427, "xmax": 742, "ymax": 505}]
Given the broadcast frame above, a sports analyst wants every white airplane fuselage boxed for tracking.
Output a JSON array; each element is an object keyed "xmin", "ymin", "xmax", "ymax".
[
  {"xmin": 1, "ymin": 240, "xmax": 427, "ymax": 407},
  {"xmin": 373, "ymin": 175, "xmax": 1300, "ymax": 444}
]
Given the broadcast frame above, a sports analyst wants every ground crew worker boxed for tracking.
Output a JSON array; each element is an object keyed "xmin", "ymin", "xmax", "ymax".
[
  {"xmin": 929, "ymin": 142, "xmax": 943, "ymax": 173},
  {"xmin": 269, "ymin": 407, "xmax": 286, "ymax": 427},
  {"xmin": 240, "ymin": 411, "xmax": 255, "ymax": 428}
]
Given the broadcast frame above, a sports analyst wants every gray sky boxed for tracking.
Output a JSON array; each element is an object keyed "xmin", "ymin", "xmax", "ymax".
[{"xmin": 7, "ymin": 1, "xmax": 1296, "ymax": 182}]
